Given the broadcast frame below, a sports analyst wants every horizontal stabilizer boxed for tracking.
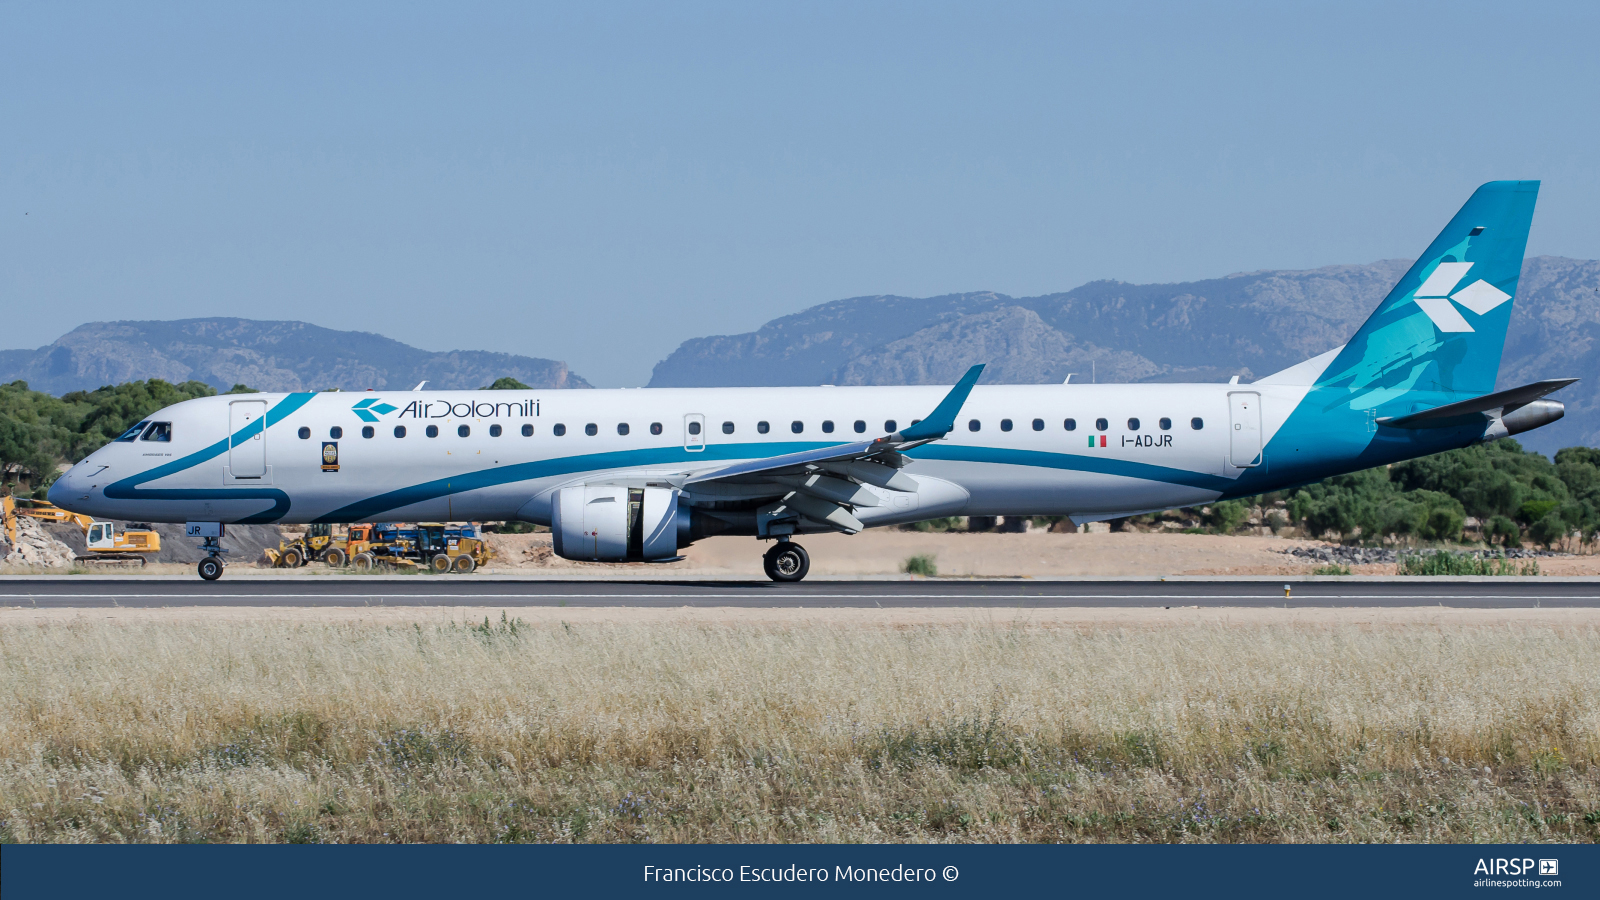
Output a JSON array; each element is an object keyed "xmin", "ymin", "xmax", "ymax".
[{"xmin": 1376, "ymin": 378, "xmax": 1578, "ymax": 429}]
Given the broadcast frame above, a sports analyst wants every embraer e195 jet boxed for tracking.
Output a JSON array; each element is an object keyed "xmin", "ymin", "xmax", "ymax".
[{"xmin": 50, "ymin": 181, "xmax": 1574, "ymax": 581}]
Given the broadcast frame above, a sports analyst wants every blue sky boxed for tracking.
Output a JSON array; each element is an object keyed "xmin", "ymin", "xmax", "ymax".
[{"xmin": 4, "ymin": 1, "xmax": 1597, "ymax": 387}]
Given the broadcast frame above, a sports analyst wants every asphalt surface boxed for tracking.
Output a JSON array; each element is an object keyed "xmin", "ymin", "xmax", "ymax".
[{"xmin": 1, "ymin": 578, "xmax": 1598, "ymax": 608}]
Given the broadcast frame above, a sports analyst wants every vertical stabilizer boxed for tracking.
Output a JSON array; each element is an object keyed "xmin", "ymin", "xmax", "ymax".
[{"xmin": 1315, "ymin": 181, "xmax": 1538, "ymax": 402}]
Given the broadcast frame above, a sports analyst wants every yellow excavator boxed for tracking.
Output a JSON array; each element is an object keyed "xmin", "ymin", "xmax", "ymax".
[{"xmin": 2, "ymin": 495, "xmax": 162, "ymax": 566}]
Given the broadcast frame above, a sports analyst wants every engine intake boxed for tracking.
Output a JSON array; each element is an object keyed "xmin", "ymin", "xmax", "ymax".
[{"xmin": 551, "ymin": 485, "xmax": 682, "ymax": 561}]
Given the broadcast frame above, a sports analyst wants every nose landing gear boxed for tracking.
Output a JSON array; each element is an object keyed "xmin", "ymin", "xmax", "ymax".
[
  {"xmin": 197, "ymin": 556, "xmax": 224, "ymax": 581},
  {"xmin": 762, "ymin": 540, "xmax": 810, "ymax": 583}
]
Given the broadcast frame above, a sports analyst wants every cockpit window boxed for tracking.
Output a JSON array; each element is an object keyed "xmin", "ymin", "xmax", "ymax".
[
  {"xmin": 140, "ymin": 422, "xmax": 173, "ymax": 442},
  {"xmin": 115, "ymin": 421, "xmax": 150, "ymax": 442}
]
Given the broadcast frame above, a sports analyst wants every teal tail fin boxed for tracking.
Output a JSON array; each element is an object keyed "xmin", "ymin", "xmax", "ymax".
[{"xmin": 1315, "ymin": 180, "xmax": 1538, "ymax": 401}]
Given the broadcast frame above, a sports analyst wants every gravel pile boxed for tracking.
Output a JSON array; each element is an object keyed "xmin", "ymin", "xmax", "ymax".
[
  {"xmin": 1282, "ymin": 545, "xmax": 1561, "ymax": 564},
  {"xmin": 0, "ymin": 516, "xmax": 80, "ymax": 568}
]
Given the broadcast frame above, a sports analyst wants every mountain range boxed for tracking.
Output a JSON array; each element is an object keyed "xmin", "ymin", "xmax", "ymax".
[
  {"xmin": 0, "ymin": 318, "xmax": 590, "ymax": 394},
  {"xmin": 6, "ymin": 256, "xmax": 1597, "ymax": 455},
  {"xmin": 648, "ymin": 256, "xmax": 1600, "ymax": 455}
]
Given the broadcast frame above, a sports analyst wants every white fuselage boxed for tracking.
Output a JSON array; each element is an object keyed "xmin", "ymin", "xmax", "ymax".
[{"xmin": 51, "ymin": 382, "xmax": 1307, "ymax": 528}]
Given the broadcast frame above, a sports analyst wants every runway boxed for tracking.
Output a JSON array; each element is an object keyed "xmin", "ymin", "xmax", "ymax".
[{"xmin": 2, "ymin": 578, "xmax": 1599, "ymax": 608}]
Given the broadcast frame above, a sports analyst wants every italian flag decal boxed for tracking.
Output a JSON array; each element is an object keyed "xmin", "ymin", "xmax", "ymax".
[{"xmin": 1088, "ymin": 435, "xmax": 1106, "ymax": 448}]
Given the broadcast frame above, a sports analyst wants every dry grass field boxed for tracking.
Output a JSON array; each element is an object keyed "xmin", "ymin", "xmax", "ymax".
[{"xmin": 1, "ymin": 614, "xmax": 1597, "ymax": 844}]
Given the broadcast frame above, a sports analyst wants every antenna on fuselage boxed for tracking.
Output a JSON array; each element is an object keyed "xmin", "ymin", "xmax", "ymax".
[
  {"xmin": 412, "ymin": 381, "xmax": 427, "ymax": 391},
  {"xmin": 1063, "ymin": 374, "xmax": 1073, "ymax": 384}
]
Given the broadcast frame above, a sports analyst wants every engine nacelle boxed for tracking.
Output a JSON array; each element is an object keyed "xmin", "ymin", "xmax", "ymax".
[{"xmin": 551, "ymin": 485, "xmax": 682, "ymax": 561}]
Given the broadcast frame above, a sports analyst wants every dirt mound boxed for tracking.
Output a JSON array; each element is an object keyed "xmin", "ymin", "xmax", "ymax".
[{"xmin": 44, "ymin": 522, "xmax": 286, "ymax": 565}]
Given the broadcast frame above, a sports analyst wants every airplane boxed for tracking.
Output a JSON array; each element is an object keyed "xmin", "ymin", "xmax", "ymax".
[{"xmin": 49, "ymin": 180, "xmax": 1574, "ymax": 581}]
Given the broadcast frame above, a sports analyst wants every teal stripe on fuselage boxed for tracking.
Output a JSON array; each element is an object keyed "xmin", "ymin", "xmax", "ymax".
[{"xmin": 317, "ymin": 440, "xmax": 1237, "ymax": 522}]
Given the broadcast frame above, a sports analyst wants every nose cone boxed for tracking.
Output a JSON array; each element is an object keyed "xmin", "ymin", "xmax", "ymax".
[{"xmin": 47, "ymin": 468, "xmax": 81, "ymax": 511}]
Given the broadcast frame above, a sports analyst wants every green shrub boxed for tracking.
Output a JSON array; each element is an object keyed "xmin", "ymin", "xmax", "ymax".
[
  {"xmin": 1204, "ymin": 500, "xmax": 1250, "ymax": 534},
  {"xmin": 1312, "ymin": 564, "xmax": 1351, "ymax": 576},
  {"xmin": 1396, "ymin": 551, "xmax": 1539, "ymax": 576},
  {"xmin": 902, "ymin": 554, "xmax": 938, "ymax": 577}
]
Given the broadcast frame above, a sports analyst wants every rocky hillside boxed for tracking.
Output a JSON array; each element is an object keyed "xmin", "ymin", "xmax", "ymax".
[
  {"xmin": 0, "ymin": 319, "xmax": 590, "ymax": 394},
  {"xmin": 649, "ymin": 257, "xmax": 1600, "ymax": 455}
]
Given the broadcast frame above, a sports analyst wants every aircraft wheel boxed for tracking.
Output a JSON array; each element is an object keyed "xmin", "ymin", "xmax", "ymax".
[
  {"xmin": 323, "ymin": 547, "xmax": 347, "ymax": 567},
  {"xmin": 198, "ymin": 556, "xmax": 223, "ymax": 581},
  {"xmin": 452, "ymin": 554, "xmax": 477, "ymax": 574},
  {"xmin": 352, "ymin": 552, "xmax": 376, "ymax": 573},
  {"xmin": 763, "ymin": 541, "xmax": 810, "ymax": 583},
  {"xmin": 281, "ymin": 547, "xmax": 303, "ymax": 568},
  {"xmin": 431, "ymin": 553, "xmax": 453, "ymax": 573}
]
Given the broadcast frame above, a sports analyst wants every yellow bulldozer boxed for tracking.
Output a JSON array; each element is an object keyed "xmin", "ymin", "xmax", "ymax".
[{"xmin": 2, "ymin": 495, "xmax": 162, "ymax": 567}]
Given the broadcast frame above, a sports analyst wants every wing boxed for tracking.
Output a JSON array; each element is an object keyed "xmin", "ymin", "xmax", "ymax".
[{"xmin": 685, "ymin": 365, "xmax": 985, "ymax": 535}]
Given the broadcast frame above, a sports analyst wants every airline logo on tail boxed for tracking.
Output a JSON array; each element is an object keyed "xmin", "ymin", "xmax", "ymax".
[{"xmin": 1412, "ymin": 261, "xmax": 1512, "ymax": 333}]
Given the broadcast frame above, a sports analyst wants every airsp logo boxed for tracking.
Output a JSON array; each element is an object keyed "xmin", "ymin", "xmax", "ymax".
[
  {"xmin": 352, "ymin": 398, "xmax": 398, "ymax": 422},
  {"xmin": 1412, "ymin": 261, "xmax": 1512, "ymax": 333}
]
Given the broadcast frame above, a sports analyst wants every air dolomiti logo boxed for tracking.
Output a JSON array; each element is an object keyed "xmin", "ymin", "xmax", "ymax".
[
  {"xmin": 1411, "ymin": 262, "xmax": 1512, "ymax": 333},
  {"xmin": 351, "ymin": 398, "xmax": 399, "ymax": 422},
  {"xmin": 351, "ymin": 397, "xmax": 541, "ymax": 421}
]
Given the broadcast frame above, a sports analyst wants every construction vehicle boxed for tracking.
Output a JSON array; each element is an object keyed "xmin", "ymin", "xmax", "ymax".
[
  {"xmin": 407, "ymin": 522, "xmax": 495, "ymax": 573},
  {"xmin": 263, "ymin": 522, "xmax": 340, "ymax": 568},
  {"xmin": 2, "ymin": 495, "xmax": 162, "ymax": 567}
]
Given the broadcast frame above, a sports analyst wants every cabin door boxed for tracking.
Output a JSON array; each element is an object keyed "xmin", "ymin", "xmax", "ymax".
[
  {"xmin": 1228, "ymin": 392, "xmax": 1262, "ymax": 468},
  {"xmin": 229, "ymin": 400, "xmax": 268, "ymax": 478}
]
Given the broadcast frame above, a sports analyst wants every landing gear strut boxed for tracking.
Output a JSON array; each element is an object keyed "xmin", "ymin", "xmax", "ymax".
[{"xmin": 763, "ymin": 540, "xmax": 810, "ymax": 583}]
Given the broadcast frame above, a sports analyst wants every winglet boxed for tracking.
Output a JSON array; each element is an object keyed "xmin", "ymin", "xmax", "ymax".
[{"xmin": 896, "ymin": 365, "xmax": 985, "ymax": 442}]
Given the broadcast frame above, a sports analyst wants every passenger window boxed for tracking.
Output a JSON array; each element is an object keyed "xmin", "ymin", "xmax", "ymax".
[
  {"xmin": 884, "ymin": 419, "xmax": 897, "ymax": 433},
  {"xmin": 1159, "ymin": 418, "xmax": 1172, "ymax": 431},
  {"xmin": 298, "ymin": 426, "xmax": 311, "ymax": 440},
  {"xmin": 426, "ymin": 425, "xmax": 440, "ymax": 438},
  {"xmin": 618, "ymin": 423, "xmax": 630, "ymax": 436},
  {"xmin": 968, "ymin": 419, "xmax": 981, "ymax": 432},
  {"xmin": 758, "ymin": 421, "xmax": 770, "ymax": 434},
  {"xmin": 1095, "ymin": 418, "xmax": 1108, "ymax": 431},
  {"xmin": 115, "ymin": 421, "xmax": 149, "ymax": 442},
  {"xmin": 521, "ymin": 424, "xmax": 533, "ymax": 437},
  {"xmin": 1000, "ymin": 419, "xmax": 1013, "ymax": 432},
  {"xmin": 585, "ymin": 423, "xmax": 598, "ymax": 436},
  {"xmin": 553, "ymin": 424, "xmax": 566, "ymax": 436},
  {"xmin": 141, "ymin": 422, "xmax": 172, "ymax": 442},
  {"xmin": 687, "ymin": 421, "xmax": 701, "ymax": 435},
  {"xmin": 1127, "ymin": 418, "xmax": 1140, "ymax": 431},
  {"xmin": 791, "ymin": 421, "xmax": 803, "ymax": 434},
  {"xmin": 458, "ymin": 425, "xmax": 470, "ymax": 437},
  {"xmin": 490, "ymin": 424, "xmax": 502, "ymax": 437},
  {"xmin": 362, "ymin": 426, "xmax": 375, "ymax": 439},
  {"xmin": 330, "ymin": 426, "xmax": 343, "ymax": 439},
  {"xmin": 822, "ymin": 420, "xmax": 834, "ymax": 434},
  {"xmin": 854, "ymin": 420, "xmax": 866, "ymax": 433},
  {"xmin": 722, "ymin": 421, "xmax": 735, "ymax": 434},
  {"xmin": 649, "ymin": 422, "xmax": 662, "ymax": 435},
  {"xmin": 1032, "ymin": 418, "xmax": 1044, "ymax": 431},
  {"xmin": 1191, "ymin": 417, "xmax": 1204, "ymax": 430},
  {"xmin": 1064, "ymin": 418, "xmax": 1077, "ymax": 431},
  {"xmin": 395, "ymin": 426, "xmax": 408, "ymax": 438}
]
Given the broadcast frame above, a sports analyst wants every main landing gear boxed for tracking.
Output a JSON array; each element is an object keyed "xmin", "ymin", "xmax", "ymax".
[{"xmin": 763, "ymin": 539, "xmax": 810, "ymax": 583}]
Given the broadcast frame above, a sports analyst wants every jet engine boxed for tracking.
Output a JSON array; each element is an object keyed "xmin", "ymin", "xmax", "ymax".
[{"xmin": 551, "ymin": 485, "xmax": 683, "ymax": 561}]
